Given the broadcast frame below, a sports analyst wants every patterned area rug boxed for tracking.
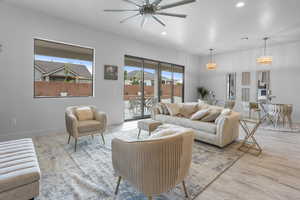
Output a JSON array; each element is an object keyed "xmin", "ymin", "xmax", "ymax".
[{"xmin": 34, "ymin": 128, "xmax": 244, "ymax": 200}]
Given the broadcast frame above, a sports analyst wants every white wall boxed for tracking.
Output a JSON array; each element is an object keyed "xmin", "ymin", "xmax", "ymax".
[
  {"xmin": 199, "ymin": 41, "xmax": 300, "ymax": 121},
  {"xmin": 0, "ymin": 4, "xmax": 201, "ymax": 140}
]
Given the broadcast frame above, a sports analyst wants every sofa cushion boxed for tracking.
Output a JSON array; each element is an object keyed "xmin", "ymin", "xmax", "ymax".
[
  {"xmin": 155, "ymin": 114, "xmax": 216, "ymax": 134},
  {"xmin": 190, "ymin": 109, "xmax": 210, "ymax": 120},
  {"xmin": 165, "ymin": 103, "xmax": 180, "ymax": 116},
  {"xmin": 201, "ymin": 109, "xmax": 221, "ymax": 122},
  {"xmin": 179, "ymin": 103, "xmax": 198, "ymax": 118},
  {"xmin": 77, "ymin": 120, "xmax": 101, "ymax": 133},
  {"xmin": 180, "ymin": 118, "xmax": 217, "ymax": 134},
  {"xmin": 0, "ymin": 139, "xmax": 40, "ymax": 193},
  {"xmin": 75, "ymin": 107, "xmax": 94, "ymax": 121}
]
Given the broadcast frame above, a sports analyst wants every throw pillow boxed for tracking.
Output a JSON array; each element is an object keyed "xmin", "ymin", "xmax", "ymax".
[
  {"xmin": 157, "ymin": 104, "xmax": 164, "ymax": 114},
  {"xmin": 215, "ymin": 109, "xmax": 232, "ymax": 124},
  {"xmin": 180, "ymin": 104, "xmax": 198, "ymax": 118},
  {"xmin": 201, "ymin": 109, "xmax": 221, "ymax": 122},
  {"xmin": 75, "ymin": 107, "xmax": 94, "ymax": 121},
  {"xmin": 165, "ymin": 103, "xmax": 181, "ymax": 116},
  {"xmin": 190, "ymin": 108, "xmax": 210, "ymax": 120},
  {"xmin": 221, "ymin": 108, "xmax": 232, "ymax": 116},
  {"xmin": 148, "ymin": 129, "xmax": 177, "ymax": 139},
  {"xmin": 198, "ymin": 103, "xmax": 210, "ymax": 111},
  {"xmin": 162, "ymin": 103, "xmax": 170, "ymax": 115}
]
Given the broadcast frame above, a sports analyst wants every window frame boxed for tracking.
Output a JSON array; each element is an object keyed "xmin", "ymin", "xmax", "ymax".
[{"xmin": 33, "ymin": 38, "xmax": 95, "ymax": 99}]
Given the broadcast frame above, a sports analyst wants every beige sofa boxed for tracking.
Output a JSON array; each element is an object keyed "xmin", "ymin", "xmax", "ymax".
[{"xmin": 152, "ymin": 103, "xmax": 240, "ymax": 147}]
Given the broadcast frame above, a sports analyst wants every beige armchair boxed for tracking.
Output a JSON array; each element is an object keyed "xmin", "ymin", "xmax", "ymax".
[
  {"xmin": 112, "ymin": 130, "xmax": 194, "ymax": 200},
  {"xmin": 65, "ymin": 106, "xmax": 107, "ymax": 151}
]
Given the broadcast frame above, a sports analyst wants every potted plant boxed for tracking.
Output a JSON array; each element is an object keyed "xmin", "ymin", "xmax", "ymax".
[{"xmin": 197, "ymin": 87, "xmax": 209, "ymax": 103}]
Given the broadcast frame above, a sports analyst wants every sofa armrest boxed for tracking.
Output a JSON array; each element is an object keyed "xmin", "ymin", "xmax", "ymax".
[
  {"xmin": 215, "ymin": 112, "xmax": 240, "ymax": 147},
  {"xmin": 94, "ymin": 111, "xmax": 107, "ymax": 130},
  {"xmin": 65, "ymin": 113, "xmax": 78, "ymax": 138}
]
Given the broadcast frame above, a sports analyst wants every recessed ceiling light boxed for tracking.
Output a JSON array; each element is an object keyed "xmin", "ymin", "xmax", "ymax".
[
  {"xmin": 161, "ymin": 31, "xmax": 167, "ymax": 36},
  {"xmin": 236, "ymin": 2, "xmax": 245, "ymax": 8}
]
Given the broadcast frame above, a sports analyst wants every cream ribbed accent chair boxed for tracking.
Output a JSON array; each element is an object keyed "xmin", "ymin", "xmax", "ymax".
[
  {"xmin": 65, "ymin": 106, "xmax": 107, "ymax": 151},
  {"xmin": 112, "ymin": 130, "xmax": 194, "ymax": 200}
]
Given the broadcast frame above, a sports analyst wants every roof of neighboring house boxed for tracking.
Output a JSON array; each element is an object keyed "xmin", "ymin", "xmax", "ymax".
[{"xmin": 34, "ymin": 60, "xmax": 92, "ymax": 79}]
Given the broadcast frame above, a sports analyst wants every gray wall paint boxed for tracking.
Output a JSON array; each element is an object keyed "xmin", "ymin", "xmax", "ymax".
[
  {"xmin": 0, "ymin": 4, "xmax": 201, "ymax": 139},
  {"xmin": 199, "ymin": 41, "xmax": 300, "ymax": 121}
]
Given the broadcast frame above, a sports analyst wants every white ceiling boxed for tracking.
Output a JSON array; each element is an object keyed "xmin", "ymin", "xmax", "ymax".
[{"xmin": 3, "ymin": 0, "xmax": 300, "ymax": 55}]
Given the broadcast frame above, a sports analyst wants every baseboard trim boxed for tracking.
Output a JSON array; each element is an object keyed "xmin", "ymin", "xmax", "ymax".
[
  {"xmin": 0, "ymin": 122, "xmax": 124, "ymax": 142},
  {"xmin": 0, "ymin": 128, "xmax": 65, "ymax": 142}
]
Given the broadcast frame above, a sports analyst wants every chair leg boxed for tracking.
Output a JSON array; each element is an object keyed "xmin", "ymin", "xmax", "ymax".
[
  {"xmin": 67, "ymin": 135, "xmax": 71, "ymax": 144},
  {"xmin": 101, "ymin": 133, "xmax": 105, "ymax": 144},
  {"xmin": 74, "ymin": 138, "xmax": 77, "ymax": 152},
  {"xmin": 92, "ymin": 134, "xmax": 94, "ymax": 139},
  {"xmin": 115, "ymin": 176, "xmax": 122, "ymax": 195},
  {"xmin": 182, "ymin": 181, "xmax": 189, "ymax": 198},
  {"xmin": 137, "ymin": 128, "xmax": 141, "ymax": 138}
]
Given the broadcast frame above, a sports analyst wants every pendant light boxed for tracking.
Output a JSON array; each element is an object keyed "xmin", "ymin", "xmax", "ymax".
[
  {"xmin": 257, "ymin": 37, "xmax": 272, "ymax": 65},
  {"xmin": 206, "ymin": 48, "xmax": 217, "ymax": 70}
]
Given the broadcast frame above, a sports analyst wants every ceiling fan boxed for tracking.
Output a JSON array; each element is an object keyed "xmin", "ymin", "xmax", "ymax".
[{"xmin": 104, "ymin": 0, "xmax": 197, "ymax": 27}]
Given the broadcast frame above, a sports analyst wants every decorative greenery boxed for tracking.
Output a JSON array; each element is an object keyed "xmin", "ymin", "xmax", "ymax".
[
  {"xmin": 131, "ymin": 77, "xmax": 140, "ymax": 85},
  {"xmin": 197, "ymin": 87, "xmax": 209, "ymax": 99},
  {"xmin": 63, "ymin": 64, "xmax": 72, "ymax": 83}
]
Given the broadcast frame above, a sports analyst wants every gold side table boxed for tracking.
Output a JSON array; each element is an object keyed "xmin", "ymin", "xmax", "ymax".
[{"xmin": 239, "ymin": 115, "xmax": 267, "ymax": 156}]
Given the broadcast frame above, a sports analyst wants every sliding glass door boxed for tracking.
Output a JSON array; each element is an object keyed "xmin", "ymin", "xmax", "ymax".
[
  {"xmin": 143, "ymin": 60, "xmax": 159, "ymax": 116},
  {"xmin": 160, "ymin": 63, "xmax": 173, "ymax": 103},
  {"xmin": 124, "ymin": 57, "xmax": 143, "ymax": 120},
  {"xmin": 124, "ymin": 55, "xmax": 184, "ymax": 121},
  {"xmin": 173, "ymin": 65, "xmax": 184, "ymax": 103}
]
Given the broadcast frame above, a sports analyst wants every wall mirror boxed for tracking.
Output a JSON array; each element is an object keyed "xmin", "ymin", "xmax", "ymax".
[{"xmin": 226, "ymin": 72, "xmax": 236, "ymax": 100}]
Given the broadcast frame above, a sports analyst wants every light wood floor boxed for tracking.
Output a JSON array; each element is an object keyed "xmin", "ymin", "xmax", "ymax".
[{"xmin": 121, "ymin": 121, "xmax": 300, "ymax": 200}]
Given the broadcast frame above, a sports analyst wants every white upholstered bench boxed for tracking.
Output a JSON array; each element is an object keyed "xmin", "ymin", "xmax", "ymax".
[{"xmin": 0, "ymin": 138, "xmax": 41, "ymax": 200}]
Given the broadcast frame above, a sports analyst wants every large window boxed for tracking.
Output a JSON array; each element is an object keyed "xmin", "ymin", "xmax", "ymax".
[
  {"xmin": 124, "ymin": 55, "xmax": 184, "ymax": 121},
  {"xmin": 34, "ymin": 39, "xmax": 94, "ymax": 98}
]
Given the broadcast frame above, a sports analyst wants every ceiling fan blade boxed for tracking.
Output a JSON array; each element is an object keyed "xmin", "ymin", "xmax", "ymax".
[
  {"xmin": 123, "ymin": 0, "xmax": 142, "ymax": 7},
  {"xmin": 152, "ymin": 0, "xmax": 163, "ymax": 6},
  {"xmin": 141, "ymin": 16, "xmax": 147, "ymax": 27},
  {"xmin": 159, "ymin": 0, "xmax": 196, "ymax": 10},
  {"xmin": 156, "ymin": 12, "xmax": 187, "ymax": 18},
  {"xmin": 104, "ymin": 9, "xmax": 139, "ymax": 12},
  {"xmin": 120, "ymin": 13, "xmax": 141, "ymax": 23},
  {"xmin": 152, "ymin": 15, "xmax": 166, "ymax": 27}
]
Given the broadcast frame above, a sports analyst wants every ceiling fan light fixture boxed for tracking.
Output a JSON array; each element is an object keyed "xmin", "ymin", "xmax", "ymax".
[
  {"xmin": 104, "ymin": 0, "xmax": 197, "ymax": 28},
  {"xmin": 161, "ymin": 31, "xmax": 167, "ymax": 35}
]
